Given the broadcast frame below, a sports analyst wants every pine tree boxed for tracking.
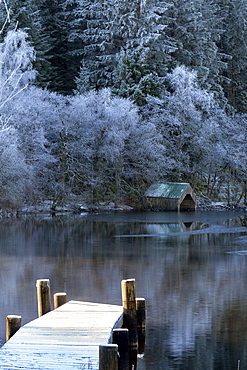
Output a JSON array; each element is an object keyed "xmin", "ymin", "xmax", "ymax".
[
  {"xmin": 36, "ymin": 0, "xmax": 78, "ymax": 94},
  {"xmin": 166, "ymin": 0, "xmax": 228, "ymax": 107},
  {"xmin": 112, "ymin": 0, "xmax": 176, "ymax": 105},
  {"xmin": 73, "ymin": 0, "xmax": 176, "ymax": 100},
  {"xmin": 73, "ymin": 0, "xmax": 119, "ymax": 90},
  {"xmin": 217, "ymin": 0, "xmax": 247, "ymax": 113},
  {"xmin": 74, "ymin": 61, "xmax": 91, "ymax": 94}
]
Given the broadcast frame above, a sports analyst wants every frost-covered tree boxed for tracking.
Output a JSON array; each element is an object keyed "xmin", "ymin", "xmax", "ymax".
[
  {"xmin": 217, "ymin": 0, "xmax": 247, "ymax": 113},
  {"xmin": 166, "ymin": 0, "xmax": 229, "ymax": 107},
  {"xmin": 73, "ymin": 0, "xmax": 176, "ymax": 100},
  {"xmin": 214, "ymin": 113, "xmax": 247, "ymax": 203},
  {"xmin": 0, "ymin": 31, "xmax": 39, "ymax": 205},
  {"xmin": 113, "ymin": 0, "xmax": 176, "ymax": 105},
  {"xmin": 60, "ymin": 89, "xmax": 139, "ymax": 201},
  {"xmin": 113, "ymin": 54, "xmax": 164, "ymax": 106},
  {"xmin": 9, "ymin": 87, "xmax": 57, "ymax": 199},
  {"xmin": 0, "ymin": 0, "xmax": 52, "ymax": 89},
  {"xmin": 142, "ymin": 64, "xmax": 247, "ymax": 202},
  {"xmin": 0, "ymin": 29, "xmax": 36, "ymax": 109},
  {"xmin": 164, "ymin": 65, "xmax": 217, "ymax": 183},
  {"xmin": 231, "ymin": 115, "xmax": 247, "ymax": 204},
  {"xmin": 74, "ymin": 61, "xmax": 91, "ymax": 94},
  {"xmin": 38, "ymin": 89, "xmax": 166, "ymax": 204},
  {"xmin": 124, "ymin": 117, "xmax": 166, "ymax": 189},
  {"xmin": 72, "ymin": 0, "xmax": 118, "ymax": 90},
  {"xmin": 0, "ymin": 121, "xmax": 33, "ymax": 207},
  {"xmin": 142, "ymin": 65, "xmax": 221, "ymax": 186},
  {"xmin": 0, "ymin": 0, "xmax": 10, "ymax": 35},
  {"xmin": 6, "ymin": 85, "xmax": 166, "ymax": 204}
]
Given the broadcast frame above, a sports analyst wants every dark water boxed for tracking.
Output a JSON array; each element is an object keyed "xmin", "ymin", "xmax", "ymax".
[{"xmin": 0, "ymin": 210, "xmax": 247, "ymax": 369}]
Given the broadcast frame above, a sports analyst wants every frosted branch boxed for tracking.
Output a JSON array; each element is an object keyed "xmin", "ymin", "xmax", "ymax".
[
  {"xmin": 0, "ymin": 83, "xmax": 29, "ymax": 110},
  {"xmin": 0, "ymin": 0, "xmax": 10, "ymax": 35}
]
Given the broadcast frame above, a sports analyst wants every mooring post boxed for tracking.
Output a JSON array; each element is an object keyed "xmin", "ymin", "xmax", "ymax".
[
  {"xmin": 6, "ymin": 315, "xmax": 21, "ymax": 342},
  {"xmin": 99, "ymin": 344, "xmax": 118, "ymax": 370},
  {"xmin": 113, "ymin": 328, "xmax": 129, "ymax": 370},
  {"xmin": 121, "ymin": 279, "xmax": 138, "ymax": 349},
  {"xmin": 136, "ymin": 298, "xmax": 146, "ymax": 354},
  {"xmin": 36, "ymin": 279, "xmax": 51, "ymax": 317},
  {"xmin": 121, "ymin": 279, "xmax": 138, "ymax": 369},
  {"xmin": 54, "ymin": 292, "xmax": 67, "ymax": 309}
]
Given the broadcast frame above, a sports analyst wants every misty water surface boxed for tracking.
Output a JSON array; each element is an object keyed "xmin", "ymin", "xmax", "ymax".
[{"xmin": 0, "ymin": 210, "xmax": 247, "ymax": 369}]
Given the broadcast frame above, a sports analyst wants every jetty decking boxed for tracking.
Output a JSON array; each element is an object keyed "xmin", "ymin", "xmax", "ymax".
[{"xmin": 0, "ymin": 300, "xmax": 123, "ymax": 369}]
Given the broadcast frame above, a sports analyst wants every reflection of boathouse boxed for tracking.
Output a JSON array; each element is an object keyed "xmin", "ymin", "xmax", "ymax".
[{"xmin": 145, "ymin": 182, "xmax": 197, "ymax": 211}]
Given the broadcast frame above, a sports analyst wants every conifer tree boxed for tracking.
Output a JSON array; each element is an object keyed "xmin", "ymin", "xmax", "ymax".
[
  {"xmin": 72, "ymin": 0, "xmax": 176, "ymax": 100},
  {"xmin": 36, "ymin": 0, "xmax": 78, "ymax": 94},
  {"xmin": 217, "ymin": 0, "xmax": 247, "ymax": 113},
  {"xmin": 112, "ymin": 0, "xmax": 176, "ymax": 105},
  {"xmin": 72, "ymin": 0, "xmax": 119, "ymax": 90},
  {"xmin": 166, "ymin": 0, "xmax": 228, "ymax": 107}
]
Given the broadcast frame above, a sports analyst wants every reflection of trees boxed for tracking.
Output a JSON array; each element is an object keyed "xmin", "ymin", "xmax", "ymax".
[
  {"xmin": 162, "ymin": 256, "xmax": 247, "ymax": 355},
  {"xmin": 142, "ymin": 231, "xmax": 247, "ymax": 369}
]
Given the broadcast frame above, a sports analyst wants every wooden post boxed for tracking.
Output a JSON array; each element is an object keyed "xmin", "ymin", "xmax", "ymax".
[
  {"xmin": 99, "ymin": 344, "xmax": 118, "ymax": 370},
  {"xmin": 136, "ymin": 298, "xmax": 146, "ymax": 354},
  {"xmin": 36, "ymin": 279, "xmax": 51, "ymax": 317},
  {"xmin": 6, "ymin": 315, "xmax": 21, "ymax": 341},
  {"xmin": 113, "ymin": 328, "xmax": 129, "ymax": 370},
  {"xmin": 121, "ymin": 279, "xmax": 138, "ymax": 370},
  {"xmin": 121, "ymin": 279, "xmax": 138, "ymax": 349},
  {"xmin": 54, "ymin": 292, "xmax": 67, "ymax": 309}
]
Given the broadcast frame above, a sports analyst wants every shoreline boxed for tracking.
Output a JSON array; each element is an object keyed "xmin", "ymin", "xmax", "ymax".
[{"xmin": 0, "ymin": 199, "xmax": 246, "ymax": 219}]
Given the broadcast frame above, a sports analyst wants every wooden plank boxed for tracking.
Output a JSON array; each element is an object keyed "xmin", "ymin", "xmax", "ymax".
[{"xmin": 0, "ymin": 301, "xmax": 123, "ymax": 369}]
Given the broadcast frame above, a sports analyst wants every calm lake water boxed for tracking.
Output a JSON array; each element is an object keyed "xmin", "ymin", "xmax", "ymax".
[{"xmin": 1, "ymin": 210, "xmax": 247, "ymax": 369}]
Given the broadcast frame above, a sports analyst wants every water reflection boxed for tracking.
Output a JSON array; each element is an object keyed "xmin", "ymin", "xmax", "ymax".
[
  {"xmin": 144, "ymin": 221, "xmax": 204, "ymax": 236},
  {"xmin": 0, "ymin": 211, "xmax": 247, "ymax": 369}
]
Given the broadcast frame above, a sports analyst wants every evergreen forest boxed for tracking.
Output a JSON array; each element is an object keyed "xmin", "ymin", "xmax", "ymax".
[{"xmin": 0, "ymin": 0, "xmax": 247, "ymax": 212}]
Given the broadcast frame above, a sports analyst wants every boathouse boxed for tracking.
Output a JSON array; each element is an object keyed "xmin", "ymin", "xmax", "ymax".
[{"xmin": 145, "ymin": 182, "xmax": 196, "ymax": 211}]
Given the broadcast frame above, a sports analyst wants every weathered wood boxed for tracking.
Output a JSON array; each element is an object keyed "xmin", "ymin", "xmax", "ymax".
[
  {"xmin": 99, "ymin": 344, "xmax": 118, "ymax": 370},
  {"xmin": 145, "ymin": 182, "xmax": 197, "ymax": 211},
  {"xmin": 136, "ymin": 298, "xmax": 146, "ymax": 354},
  {"xmin": 121, "ymin": 279, "xmax": 138, "ymax": 370},
  {"xmin": 36, "ymin": 279, "xmax": 51, "ymax": 317},
  {"xmin": 54, "ymin": 292, "xmax": 67, "ymax": 309},
  {"xmin": 121, "ymin": 279, "xmax": 138, "ymax": 349},
  {"xmin": 113, "ymin": 329, "xmax": 129, "ymax": 370},
  {"xmin": 0, "ymin": 301, "xmax": 123, "ymax": 369},
  {"xmin": 6, "ymin": 315, "xmax": 21, "ymax": 342}
]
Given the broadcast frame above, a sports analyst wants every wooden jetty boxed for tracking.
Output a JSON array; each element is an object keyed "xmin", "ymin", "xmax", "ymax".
[
  {"xmin": 0, "ymin": 278, "xmax": 146, "ymax": 370},
  {"xmin": 0, "ymin": 300, "xmax": 123, "ymax": 369}
]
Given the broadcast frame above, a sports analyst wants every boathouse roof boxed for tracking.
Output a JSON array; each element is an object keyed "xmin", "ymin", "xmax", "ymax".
[
  {"xmin": 145, "ymin": 182, "xmax": 190, "ymax": 199},
  {"xmin": 144, "ymin": 182, "xmax": 197, "ymax": 211}
]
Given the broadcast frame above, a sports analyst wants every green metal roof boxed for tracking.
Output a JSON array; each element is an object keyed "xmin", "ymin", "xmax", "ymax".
[{"xmin": 145, "ymin": 182, "xmax": 190, "ymax": 199}]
